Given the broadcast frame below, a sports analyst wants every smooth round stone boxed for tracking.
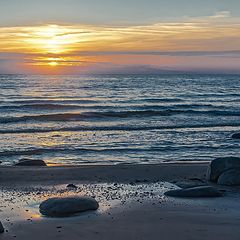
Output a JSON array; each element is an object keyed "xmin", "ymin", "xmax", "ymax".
[
  {"xmin": 207, "ymin": 157, "xmax": 240, "ymax": 182},
  {"xmin": 39, "ymin": 196, "xmax": 99, "ymax": 217},
  {"xmin": 15, "ymin": 159, "xmax": 46, "ymax": 166},
  {"xmin": 164, "ymin": 186, "xmax": 223, "ymax": 198},
  {"xmin": 0, "ymin": 221, "xmax": 4, "ymax": 233},
  {"xmin": 217, "ymin": 168, "xmax": 240, "ymax": 186},
  {"xmin": 232, "ymin": 133, "xmax": 240, "ymax": 139}
]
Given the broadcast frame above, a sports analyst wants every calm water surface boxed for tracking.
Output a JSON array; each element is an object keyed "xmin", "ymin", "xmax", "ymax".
[{"xmin": 0, "ymin": 74, "xmax": 239, "ymax": 165}]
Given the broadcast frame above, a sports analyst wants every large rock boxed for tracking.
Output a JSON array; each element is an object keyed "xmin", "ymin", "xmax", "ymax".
[
  {"xmin": 15, "ymin": 159, "xmax": 46, "ymax": 166},
  {"xmin": 164, "ymin": 186, "xmax": 222, "ymax": 198},
  {"xmin": 39, "ymin": 196, "xmax": 99, "ymax": 217},
  {"xmin": 232, "ymin": 133, "xmax": 240, "ymax": 139},
  {"xmin": 0, "ymin": 221, "xmax": 4, "ymax": 233},
  {"xmin": 217, "ymin": 168, "xmax": 240, "ymax": 186},
  {"xmin": 207, "ymin": 157, "xmax": 240, "ymax": 182}
]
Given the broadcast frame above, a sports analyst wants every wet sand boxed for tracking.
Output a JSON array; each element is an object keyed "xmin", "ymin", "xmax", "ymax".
[
  {"xmin": 1, "ymin": 163, "xmax": 240, "ymax": 240},
  {"xmin": 0, "ymin": 163, "xmax": 207, "ymax": 186}
]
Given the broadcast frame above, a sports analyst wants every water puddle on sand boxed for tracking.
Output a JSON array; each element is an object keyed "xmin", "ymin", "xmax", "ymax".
[{"xmin": 0, "ymin": 182, "xmax": 177, "ymax": 229}]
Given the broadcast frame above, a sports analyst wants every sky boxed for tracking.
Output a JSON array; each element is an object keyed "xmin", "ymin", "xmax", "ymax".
[{"xmin": 0, "ymin": 0, "xmax": 240, "ymax": 74}]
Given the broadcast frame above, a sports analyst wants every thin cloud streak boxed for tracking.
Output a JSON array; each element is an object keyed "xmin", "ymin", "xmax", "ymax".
[{"xmin": 0, "ymin": 12, "xmax": 240, "ymax": 73}]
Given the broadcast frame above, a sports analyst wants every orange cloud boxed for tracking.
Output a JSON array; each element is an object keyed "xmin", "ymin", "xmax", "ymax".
[{"xmin": 0, "ymin": 12, "xmax": 240, "ymax": 73}]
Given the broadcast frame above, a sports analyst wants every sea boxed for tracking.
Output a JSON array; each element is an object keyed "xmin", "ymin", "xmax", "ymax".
[{"xmin": 0, "ymin": 74, "xmax": 239, "ymax": 165}]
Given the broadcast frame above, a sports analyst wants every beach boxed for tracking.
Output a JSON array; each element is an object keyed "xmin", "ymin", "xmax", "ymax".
[
  {"xmin": 1, "ymin": 163, "xmax": 240, "ymax": 240},
  {"xmin": 1, "ymin": 0, "xmax": 240, "ymax": 239},
  {"xmin": 0, "ymin": 74, "xmax": 239, "ymax": 239}
]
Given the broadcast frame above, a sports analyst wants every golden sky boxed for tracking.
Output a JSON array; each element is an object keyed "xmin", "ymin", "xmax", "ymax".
[{"xmin": 0, "ymin": 12, "xmax": 240, "ymax": 74}]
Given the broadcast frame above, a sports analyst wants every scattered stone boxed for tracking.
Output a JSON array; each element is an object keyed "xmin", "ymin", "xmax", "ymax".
[
  {"xmin": 66, "ymin": 184, "xmax": 78, "ymax": 189},
  {"xmin": 15, "ymin": 159, "xmax": 46, "ymax": 166},
  {"xmin": 39, "ymin": 196, "xmax": 99, "ymax": 217},
  {"xmin": 0, "ymin": 221, "xmax": 4, "ymax": 233},
  {"xmin": 207, "ymin": 157, "xmax": 240, "ymax": 182},
  {"xmin": 232, "ymin": 133, "xmax": 240, "ymax": 139},
  {"xmin": 217, "ymin": 168, "xmax": 240, "ymax": 186},
  {"xmin": 164, "ymin": 186, "xmax": 223, "ymax": 198},
  {"xmin": 52, "ymin": 134, "xmax": 61, "ymax": 138}
]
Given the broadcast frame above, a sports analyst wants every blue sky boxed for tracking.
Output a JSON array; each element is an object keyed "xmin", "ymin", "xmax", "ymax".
[{"xmin": 1, "ymin": 0, "xmax": 240, "ymax": 26}]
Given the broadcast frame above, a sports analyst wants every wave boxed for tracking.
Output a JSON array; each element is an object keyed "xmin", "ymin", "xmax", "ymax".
[
  {"xmin": 0, "ymin": 109, "xmax": 240, "ymax": 124},
  {"xmin": 0, "ymin": 122, "xmax": 240, "ymax": 134},
  {"xmin": 1, "ymin": 144, "xmax": 239, "ymax": 157},
  {"xmin": 0, "ymin": 147, "xmax": 150, "ymax": 157},
  {"xmin": 143, "ymin": 98, "xmax": 183, "ymax": 103},
  {"xmin": 0, "ymin": 99, "xmax": 98, "ymax": 105},
  {"xmin": 0, "ymin": 97, "xmax": 186, "ymax": 107},
  {"xmin": 0, "ymin": 104, "xmax": 83, "ymax": 110},
  {"xmin": 0, "ymin": 103, "xmax": 219, "ymax": 111}
]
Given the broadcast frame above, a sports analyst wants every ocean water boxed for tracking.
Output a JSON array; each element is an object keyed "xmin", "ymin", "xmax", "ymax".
[{"xmin": 0, "ymin": 74, "xmax": 239, "ymax": 165}]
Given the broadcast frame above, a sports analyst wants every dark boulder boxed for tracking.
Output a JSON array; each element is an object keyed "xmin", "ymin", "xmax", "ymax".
[
  {"xmin": 15, "ymin": 159, "xmax": 46, "ymax": 166},
  {"xmin": 164, "ymin": 186, "xmax": 223, "ymax": 198},
  {"xmin": 207, "ymin": 157, "xmax": 240, "ymax": 182},
  {"xmin": 0, "ymin": 221, "xmax": 4, "ymax": 233},
  {"xmin": 232, "ymin": 133, "xmax": 240, "ymax": 139},
  {"xmin": 217, "ymin": 168, "xmax": 240, "ymax": 186},
  {"xmin": 39, "ymin": 196, "xmax": 99, "ymax": 217},
  {"xmin": 66, "ymin": 184, "xmax": 78, "ymax": 189}
]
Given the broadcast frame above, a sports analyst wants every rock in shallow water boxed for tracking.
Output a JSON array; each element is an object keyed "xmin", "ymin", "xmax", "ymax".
[
  {"xmin": 66, "ymin": 184, "xmax": 78, "ymax": 189},
  {"xmin": 39, "ymin": 196, "xmax": 99, "ymax": 217},
  {"xmin": 232, "ymin": 133, "xmax": 240, "ymax": 139},
  {"xmin": 217, "ymin": 168, "xmax": 240, "ymax": 186},
  {"xmin": 0, "ymin": 221, "xmax": 4, "ymax": 233},
  {"xmin": 15, "ymin": 159, "xmax": 46, "ymax": 166},
  {"xmin": 164, "ymin": 186, "xmax": 223, "ymax": 198},
  {"xmin": 207, "ymin": 157, "xmax": 240, "ymax": 182}
]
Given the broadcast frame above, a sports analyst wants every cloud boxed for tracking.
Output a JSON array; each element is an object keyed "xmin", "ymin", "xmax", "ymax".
[
  {"xmin": 1, "ymin": 13, "xmax": 240, "ymax": 54},
  {"xmin": 0, "ymin": 12, "xmax": 240, "ymax": 73},
  {"xmin": 210, "ymin": 11, "xmax": 231, "ymax": 19},
  {"xmin": 63, "ymin": 50, "xmax": 240, "ymax": 57},
  {"xmin": 3, "ymin": 50, "xmax": 240, "ymax": 63}
]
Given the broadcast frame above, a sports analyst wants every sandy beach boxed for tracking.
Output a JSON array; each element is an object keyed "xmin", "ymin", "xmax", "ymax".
[
  {"xmin": 1, "ymin": 0, "xmax": 240, "ymax": 239},
  {"xmin": 1, "ymin": 163, "xmax": 240, "ymax": 240}
]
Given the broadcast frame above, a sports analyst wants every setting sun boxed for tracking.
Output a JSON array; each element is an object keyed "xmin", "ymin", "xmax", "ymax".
[
  {"xmin": 48, "ymin": 61, "xmax": 58, "ymax": 66},
  {"xmin": 46, "ymin": 57, "xmax": 60, "ymax": 66}
]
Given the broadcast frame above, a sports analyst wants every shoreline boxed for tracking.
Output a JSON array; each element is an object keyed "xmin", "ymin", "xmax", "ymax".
[
  {"xmin": 0, "ymin": 162, "xmax": 208, "ymax": 186},
  {"xmin": 1, "ymin": 162, "xmax": 240, "ymax": 240}
]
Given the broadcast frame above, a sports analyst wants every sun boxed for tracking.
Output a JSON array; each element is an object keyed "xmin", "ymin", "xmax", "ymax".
[
  {"xmin": 21, "ymin": 24, "xmax": 89, "ymax": 68},
  {"xmin": 48, "ymin": 61, "xmax": 58, "ymax": 66}
]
